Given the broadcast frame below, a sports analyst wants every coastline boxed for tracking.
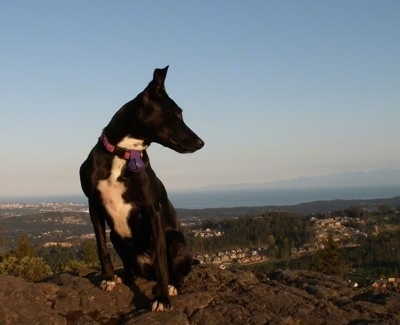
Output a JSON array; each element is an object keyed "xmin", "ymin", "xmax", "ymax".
[{"xmin": 1, "ymin": 184, "xmax": 400, "ymax": 209}]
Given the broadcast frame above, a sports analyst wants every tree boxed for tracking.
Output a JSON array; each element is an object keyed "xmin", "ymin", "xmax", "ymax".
[
  {"xmin": 309, "ymin": 233, "xmax": 346, "ymax": 278},
  {"xmin": 0, "ymin": 256, "xmax": 53, "ymax": 282},
  {"xmin": 81, "ymin": 240, "xmax": 99, "ymax": 267},
  {"xmin": 9, "ymin": 235, "xmax": 36, "ymax": 259},
  {"xmin": 267, "ymin": 234, "xmax": 275, "ymax": 246},
  {"xmin": 0, "ymin": 233, "xmax": 54, "ymax": 281},
  {"xmin": 38, "ymin": 246, "xmax": 77, "ymax": 272}
]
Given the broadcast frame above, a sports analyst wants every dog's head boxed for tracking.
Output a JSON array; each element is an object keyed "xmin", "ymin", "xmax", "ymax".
[{"xmin": 110, "ymin": 66, "xmax": 204, "ymax": 154}]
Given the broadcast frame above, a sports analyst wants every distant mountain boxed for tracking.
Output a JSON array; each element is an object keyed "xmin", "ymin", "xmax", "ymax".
[{"xmin": 201, "ymin": 168, "xmax": 400, "ymax": 191}]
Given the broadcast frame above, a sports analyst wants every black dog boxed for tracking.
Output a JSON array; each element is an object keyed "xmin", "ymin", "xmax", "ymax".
[{"xmin": 79, "ymin": 66, "xmax": 204, "ymax": 311}]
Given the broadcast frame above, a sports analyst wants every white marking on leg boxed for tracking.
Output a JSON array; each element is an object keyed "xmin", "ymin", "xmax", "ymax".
[
  {"xmin": 152, "ymin": 300, "xmax": 165, "ymax": 312},
  {"xmin": 114, "ymin": 275, "xmax": 122, "ymax": 284},
  {"xmin": 100, "ymin": 275, "xmax": 122, "ymax": 292},
  {"xmin": 168, "ymin": 284, "xmax": 178, "ymax": 296}
]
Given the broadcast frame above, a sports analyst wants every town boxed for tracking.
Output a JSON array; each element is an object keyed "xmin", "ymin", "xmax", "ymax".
[
  {"xmin": 190, "ymin": 208, "xmax": 398, "ymax": 268},
  {"xmin": 0, "ymin": 202, "xmax": 88, "ymax": 218}
]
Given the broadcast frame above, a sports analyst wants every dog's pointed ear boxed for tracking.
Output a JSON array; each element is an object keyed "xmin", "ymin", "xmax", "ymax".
[
  {"xmin": 143, "ymin": 66, "xmax": 169, "ymax": 101},
  {"xmin": 152, "ymin": 66, "xmax": 169, "ymax": 95},
  {"xmin": 153, "ymin": 66, "xmax": 169, "ymax": 85}
]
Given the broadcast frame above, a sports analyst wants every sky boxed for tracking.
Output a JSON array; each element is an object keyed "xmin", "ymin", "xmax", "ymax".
[{"xmin": 1, "ymin": 1, "xmax": 400, "ymax": 197}]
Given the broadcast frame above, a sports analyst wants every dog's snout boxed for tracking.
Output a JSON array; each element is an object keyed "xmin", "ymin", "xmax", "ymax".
[{"xmin": 196, "ymin": 138, "xmax": 205, "ymax": 149}]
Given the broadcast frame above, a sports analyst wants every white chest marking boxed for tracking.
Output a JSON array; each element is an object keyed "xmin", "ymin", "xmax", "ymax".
[
  {"xmin": 97, "ymin": 156, "xmax": 132, "ymax": 238},
  {"xmin": 96, "ymin": 136, "xmax": 147, "ymax": 238},
  {"xmin": 117, "ymin": 136, "xmax": 149, "ymax": 151}
]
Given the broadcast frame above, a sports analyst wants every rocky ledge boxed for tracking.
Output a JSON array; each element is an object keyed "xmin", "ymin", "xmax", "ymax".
[{"xmin": 0, "ymin": 265, "xmax": 399, "ymax": 324}]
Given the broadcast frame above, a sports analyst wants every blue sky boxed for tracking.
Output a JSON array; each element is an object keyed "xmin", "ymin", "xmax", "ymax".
[{"xmin": 1, "ymin": 1, "xmax": 399, "ymax": 197}]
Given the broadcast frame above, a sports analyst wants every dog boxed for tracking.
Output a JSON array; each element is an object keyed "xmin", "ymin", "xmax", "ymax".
[{"xmin": 79, "ymin": 66, "xmax": 204, "ymax": 311}]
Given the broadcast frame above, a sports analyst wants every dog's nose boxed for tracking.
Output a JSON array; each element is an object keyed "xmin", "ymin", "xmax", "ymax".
[{"xmin": 197, "ymin": 138, "xmax": 205, "ymax": 149}]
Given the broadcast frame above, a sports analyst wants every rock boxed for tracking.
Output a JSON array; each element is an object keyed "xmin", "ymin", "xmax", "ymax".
[
  {"xmin": 0, "ymin": 266, "xmax": 399, "ymax": 324},
  {"xmin": 0, "ymin": 276, "xmax": 66, "ymax": 325}
]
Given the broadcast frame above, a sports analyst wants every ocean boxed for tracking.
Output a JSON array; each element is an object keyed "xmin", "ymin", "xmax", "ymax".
[
  {"xmin": 168, "ymin": 185, "xmax": 400, "ymax": 208},
  {"xmin": 1, "ymin": 185, "xmax": 400, "ymax": 209}
]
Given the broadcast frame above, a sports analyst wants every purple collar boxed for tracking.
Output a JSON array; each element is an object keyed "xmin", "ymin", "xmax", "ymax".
[{"xmin": 100, "ymin": 133, "xmax": 144, "ymax": 173}]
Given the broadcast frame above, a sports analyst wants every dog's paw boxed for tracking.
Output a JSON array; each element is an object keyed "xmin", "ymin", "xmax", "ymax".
[
  {"xmin": 168, "ymin": 284, "xmax": 178, "ymax": 296},
  {"xmin": 114, "ymin": 275, "xmax": 123, "ymax": 284},
  {"xmin": 151, "ymin": 297, "xmax": 171, "ymax": 312},
  {"xmin": 101, "ymin": 280, "xmax": 116, "ymax": 292},
  {"xmin": 100, "ymin": 275, "xmax": 122, "ymax": 292}
]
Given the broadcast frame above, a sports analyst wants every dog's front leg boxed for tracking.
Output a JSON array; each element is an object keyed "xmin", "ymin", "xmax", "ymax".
[
  {"xmin": 89, "ymin": 203, "xmax": 121, "ymax": 291},
  {"xmin": 147, "ymin": 204, "xmax": 170, "ymax": 311}
]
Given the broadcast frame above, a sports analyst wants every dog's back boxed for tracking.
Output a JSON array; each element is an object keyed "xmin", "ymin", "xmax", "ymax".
[{"xmin": 80, "ymin": 66, "xmax": 203, "ymax": 311}]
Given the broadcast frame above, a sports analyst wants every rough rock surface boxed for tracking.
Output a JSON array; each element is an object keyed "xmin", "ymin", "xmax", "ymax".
[{"xmin": 0, "ymin": 265, "xmax": 399, "ymax": 324}]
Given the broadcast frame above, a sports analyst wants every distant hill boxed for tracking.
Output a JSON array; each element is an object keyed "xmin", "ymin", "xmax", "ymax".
[
  {"xmin": 176, "ymin": 196, "xmax": 400, "ymax": 219},
  {"xmin": 201, "ymin": 168, "xmax": 400, "ymax": 191}
]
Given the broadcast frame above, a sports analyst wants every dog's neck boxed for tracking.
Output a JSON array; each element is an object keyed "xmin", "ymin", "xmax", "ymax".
[{"xmin": 100, "ymin": 132, "xmax": 148, "ymax": 172}]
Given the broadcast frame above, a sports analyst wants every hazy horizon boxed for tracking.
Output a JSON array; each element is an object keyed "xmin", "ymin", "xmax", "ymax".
[
  {"xmin": 1, "ymin": 169, "xmax": 400, "ymax": 203},
  {"xmin": 2, "ymin": 184, "xmax": 400, "ymax": 210}
]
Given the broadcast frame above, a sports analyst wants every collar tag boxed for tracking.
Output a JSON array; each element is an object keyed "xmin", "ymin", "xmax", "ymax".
[
  {"xmin": 127, "ymin": 150, "xmax": 144, "ymax": 172},
  {"xmin": 100, "ymin": 133, "xmax": 144, "ymax": 173}
]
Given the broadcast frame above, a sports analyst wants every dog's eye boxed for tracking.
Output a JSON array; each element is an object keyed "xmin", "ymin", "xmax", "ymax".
[{"xmin": 177, "ymin": 112, "xmax": 183, "ymax": 120}]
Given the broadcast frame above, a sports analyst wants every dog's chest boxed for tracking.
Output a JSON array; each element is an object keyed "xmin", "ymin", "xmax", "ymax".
[{"xmin": 97, "ymin": 156, "xmax": 134, "ymax": 238}]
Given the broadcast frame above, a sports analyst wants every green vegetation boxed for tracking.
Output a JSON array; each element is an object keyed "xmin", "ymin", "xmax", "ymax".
[
  {"xmin": 341, "ymin": 230, "xmax": 400, "ymax": 268},
  {"xmin": 0, "ymin": 235, "xmax": 53, "ymax": 281},
  {"xmin": 81, "ymin": 240, "xmax": 99, "ymax": 267},
  {"xmin": 309, "ymin": 233, "xmax": 346, "ymax": 277},
  {"xmin": 0, "ymin": 235, "xmax": 100, "ymax": 282},
  {"xmin": 0, "ymin": 256, "xmax": 53, "ymax": 282},
  {"xmin": 193, "ymin": 207, "xmax": 400, "ymax": 281},
  {"xmin": 8, "ymin": 235, "xmax": 36, "ymax": 259},
  {"xmin": 186, "ymin": 212, "xmax": 312, "ymax": 259},
  {"xmin": 37, "ymin": 240, "xmax": 101, "ymax": 273}
]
